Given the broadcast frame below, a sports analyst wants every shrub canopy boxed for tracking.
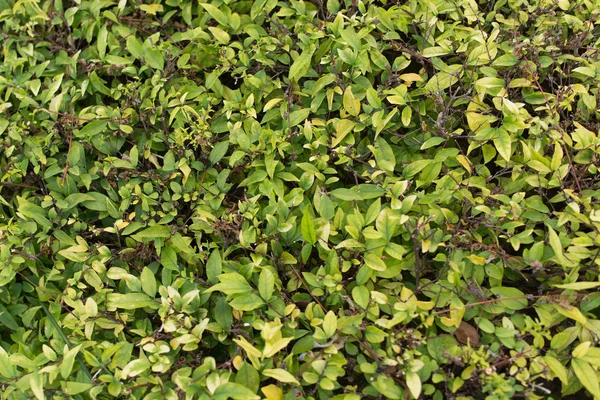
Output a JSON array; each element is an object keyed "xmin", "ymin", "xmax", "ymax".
[{"xmin": 1, "ymin": 0, "xmax": 600, "ymax": 399}]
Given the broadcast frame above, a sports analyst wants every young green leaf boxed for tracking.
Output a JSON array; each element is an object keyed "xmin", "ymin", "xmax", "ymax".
[
  {"xmin": 289, "ymin": 46, "xmax": 315, "ymax": 82},
  {"xmin": 258, "ymin": 269, "xmax": 274, "ymax": 300},
  {"xmin": 301, "ymin": 207, "xmax": 317, "ymax": 245}
]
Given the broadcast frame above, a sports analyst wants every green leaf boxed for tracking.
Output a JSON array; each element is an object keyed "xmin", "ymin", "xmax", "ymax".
[
  {"xmin": 205, "ymin": 273, "xmax": 252, "ymax": 295},
  {"xmin": 323, "ymin": 311, "xmax": 337, "ymax": 338},
  {"xmin": 376, "ymin": 209, "xmax": 397, "ymax": 242},
  {"xmin": 0, "ymin": 347, "xmax": 17, "ymax": 378},
  {"xmin": 289, "ymin": 46, "xmax": 315, "ymax": 81},
  {"xmin": 554, "ymin": 282, "xmax": 600, "ymax": 290},
  {"xmin": 258, "ymin": 269, "xmax": 274, "ymax": 300},
  {"xmin": 547, "ymin": 225, "xmax": 564, "ymax": 260},
  {"xmin": 30, "ymin": 371, "xmax": 44, "ymax": 400},
  {"xmin": 140, "ymin": 4, "xmax": 164, "ymax": 15},
  {"xmin": 126, "ymin": 36, "xmax": 145, "ymax": 58},
  {"xmin": 206, "ymin": 249, "xmax": 222, "ymax": 284},
  {"xmin": 107, "ymin": 293, "xmax": 157, "ymax": 310},
  {"xmin": 427, "ymin": 335, "xmax": 458, "ymax": 361},
  {"xmin": 17, "ymin": 198, "xmax": 52, "ymax": 230},
  {"xmin": 0, "ymin": 304, "xmax": 19, "ymax": 331},
  {"xmin": 64, "ymin": 382, "xmax": 93, "ymax": 395},
  {"xmin": 123, "ymin": 359, "xmax": 151, "ymax": 377},
  {"xmin": 332, "ymin": 119, "xmax": 355, "ymax": 147},
  {"xmin": 145, "ymin": 48, "xmax": 164, "ymax": 70},
  {"xmin": 131, "ymin": 225, "xmax": 171, "ymax": 242},
  {"xmin": 210, "ymin": 141, "xmax": 229, "ymax": 165},
  {"xmin": 288, "ymin": 108, "xmax": 311, "ymax": 127},
  {"xmin": 262, "ymin": 368, "xmax": 300, "ymax": 385},
  {"xmin": 160, "ymin": 245, "xmax": 178, "ymax": 271},
  {"xmin": 301, "ymin": 207, "xmax": 317, "ymax": 245},
  {"xmin": 199, "ymin": 3, "xmax": 228, "ymax": 26},
  {"xmin": 422, "ymin": 46, "xmax": 450, "ymax": 57},
  {"xmin": 62, "ymin": 193, "xmax": 95, "ymax": 209},
  {"xmin": 97, "ymin": 24, "xmax": 108, "ymax": 59},
  {"xmin": 572, "ymin": 359, "xmax": 600, "ymax": 398},
  {"xmin": 229, "ymin": 294, "xmax": 264, "ymax": 311},
  {"xmin": 401, "ymin": 106, "xmax": 412, "ymax": 127},
  {"xmin": 373, "ymin": 137, "xmax": 395, "ymax": 173},
  {"xmin": 493, "ymin": 128, "xmax": 512, "ymax": 161},
  {"xmin": 364, "ymin": 254, "xmax": 387, "ymax": 272},
  {"xmin": 352, "ymin": 286, "xmax": 370, "ymax": 309},
  {"xmin": 60, "ymin": 344, "xmax": 83, "ymax": 379},
  {"xmin": 214, "ymin": 383, "xmax": 261, "ymax": 400},
  {"xmin": 406, "ymin": 371, "xmax": 422, "ymax": 399},
  {"xmin": 330, "ymin": 188, "xmax": 361, "ymax": 201},
  {"xmin": 343, "ymin": 86, "xmax": 360, "ymax": 116},
  {"xmin": 340, "ymin": 28, "xmax": 360, "ymax": 50},
  {"xmin": 543, "ymin": 355, "xmax": 568, "ymax": 385},
  {"xmin": 140, "ymin": 267, "xmax": 157, "ymax": 297},
  {"xmin": 235, "ymin": 363, "xmax": 260, "ymax": 393},
  {"xmin": 489, "ymin": 287, "xmax": 527, "ymax": 310}
]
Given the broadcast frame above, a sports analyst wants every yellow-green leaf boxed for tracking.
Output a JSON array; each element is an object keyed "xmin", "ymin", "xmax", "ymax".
[
  {"xmin": 301, "ymin": 207, "xmax": 317, "ymax": 245},
  {"xmin": 572, "ymin": 359, "xmax": 600, "ymax": 398},
  {"xmin": 332, "ymin": 119, "xmax": 355, "ymax": 147},
  {"xmin": 343, "ymin": 86, "xmax": 360, "ymax": 116},
  {"xmin": 262, "ymin": 368, "xmax": 299, "ymax": 385}
]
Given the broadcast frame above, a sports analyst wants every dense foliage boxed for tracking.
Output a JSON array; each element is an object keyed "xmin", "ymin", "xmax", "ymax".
[{"xmin": 1, "ymin": 0, "xmax": 600, "ymax": 398}]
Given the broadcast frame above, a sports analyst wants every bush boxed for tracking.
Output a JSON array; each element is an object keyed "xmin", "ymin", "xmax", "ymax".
[{"xmin": 1, "ymin": 0, "xmax": 600, "ymax": 399}]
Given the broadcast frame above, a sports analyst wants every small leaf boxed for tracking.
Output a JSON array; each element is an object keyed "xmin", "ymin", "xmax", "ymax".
[
  {"xmin": 554, "ymin": 282, "xmax": 600, "ymax": 290},
  {"xmin": 229, "ymin": 294, "xmax": 264, "ymax": 311},
  {"xmin": 422, "ymin": 46, "xmax": 450, "ymax": 57},
  {"xmin": 235, "ymin": 363, "xmax": 260, "ymax": 393},
  {"xmin": 145, "ymin": 48, "xmax": 164, "ymax": 70},
  {"xmin": 301, "ymin": 207, "xmax": 317, "ymax": 245},
  {"xmin": 323, "ymin": 311, "xmax": 337, "ymax": 338},
  {"xmin": 206, "ymin": 250, "xmax": 222, "ymax": 284},
  {"xmin": 199, "ymin": 3, "xmax": 228, "ymax": 26},
  {"xmin": 122, "ymin": 359, "xmax": 151, "ymax": 377},
  {"xmin": 352, "ymin": 286, "xmax": 370, "ymax": 309},
  {"xmin": 131, "ymin": 225, "xmax": 171, "ymax": 242},
  {"xmin": 140, "ymin": 267, "xmax": 157, "ymax": 297},
  {"xmin": 210, "ymin": 141, "xmax": 229, "ymax": 165},
  {"xmin": 547, "ymin": 225, "xmax": 564, "ymax": 260},
  {"xmin": 489, "ymin": 287, "xmax": 527, "ymax": 310},
  {"xmin": 330, "ymin": 188, "xmax": 361, "ymax": 201},
  {"xmin": 161, "ymin": 245, "xmax": 178, "ymax": 271},
  {"xmin": 289, "ymin": 46, "xmax": 315, "ymax": 82},
  {"xmin": 97, "ymin": 24, "xmax": 108, "ymax": 59},
  {"xmin": 30, "ymin": 371, "xmax": 44, "ymax": 400},
  {"xmin": 373, "ymin": 137, "xmax": 396, "ymax": 173},
  {"xmin": 60, "ymin": 344, "xmax": 83, "ymax": 379},
  {"xmin": 401, "ymin": 106, "xmax": 412, "ymax": 127},
  {"xmin": 543, "ymin": 355, "xmax": 568, "ymax": 385},
  {"xmin": 204, "ymin": 273, "xmax": 252, "ymax": 295},
  {"xmin": 261, "ymin": 385, "xmax": 283, "ymax": 400},
  {"xmin": 406, "ymin": 371, "xmax": 422, "ymax": 399},
  {"xmin": 332, "ymin": 119, "xmax": 355, "ymax": 147},
  {"xmin": 258, "ymin": 269, "xmax": 275, "ymax": 301},
  {"xmin": 493, "ymin": 128, "xmax": 512, "ymax": 161},
  {"xmin": 126, "ymin": 36, "xmax": 145, "ymax": 58},
  {"xmin": 343, "ymin": 86, "xmax": 360, "ymax": 116},
  {"xmin": 262, "ymin": 368, "xmax": 300, "ymax": 385},
  {"xmin": 364, "ymin": 253, "xmax": 387, "ymax": 271},
  {"xmin": 214, "ymin": 383, "xmax": 261, "ymax": 400},
  {"xmin": 572, "ymin": 359, "xmax": 600, "ymax": 399},
  {"xmin": 107, "ymin": 293, "xmax": 157, "ymax": 310},
  {"xmin": 78, "ymin": 120, "xmax": 108, "ymax": 138}
]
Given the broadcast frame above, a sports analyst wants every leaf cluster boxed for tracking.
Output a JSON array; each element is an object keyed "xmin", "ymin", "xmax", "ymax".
[{"xmin": 1, "ymin": 0, "xmax": 600, "ymax": 399}]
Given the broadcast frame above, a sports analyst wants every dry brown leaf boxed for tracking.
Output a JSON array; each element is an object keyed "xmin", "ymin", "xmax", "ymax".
[{"xmin": 454, "ymin": 321, "xmax": 480, "ymax": 347}]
